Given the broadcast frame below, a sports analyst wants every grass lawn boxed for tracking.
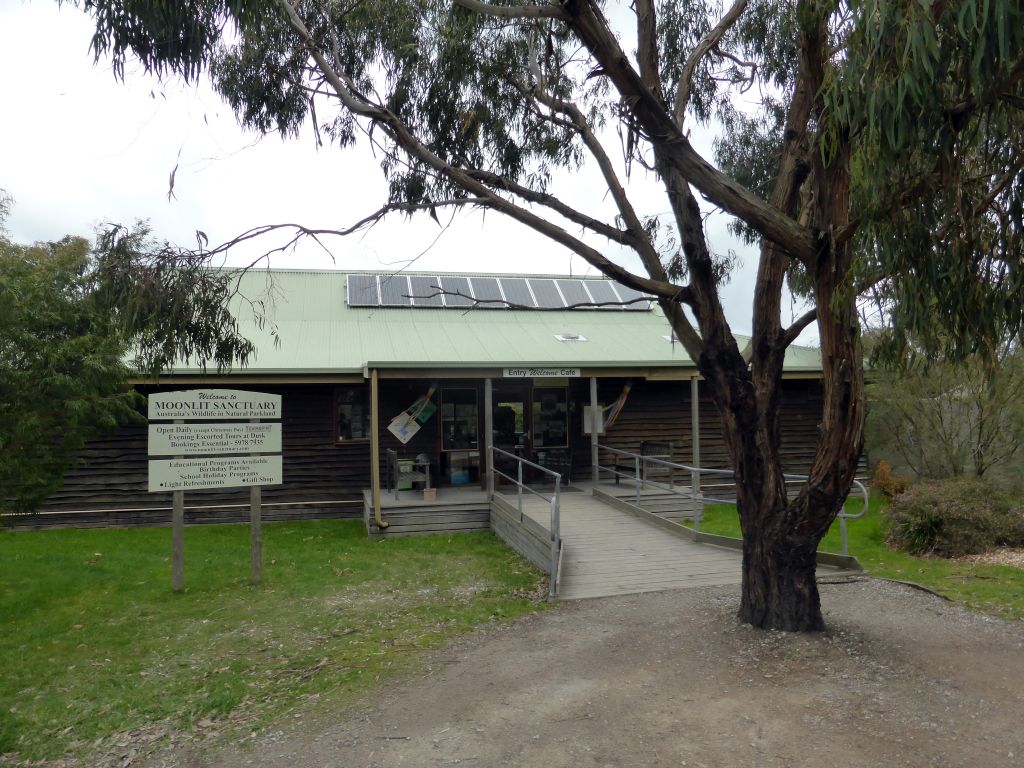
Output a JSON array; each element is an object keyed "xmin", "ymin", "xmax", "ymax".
[
  {"xmin": 689, "ymin": 495, "xmax": 1024, "ymax": 621},
  {"xmin": 0, "ymin": 520, "xmax": 546, "ymax": 763}
]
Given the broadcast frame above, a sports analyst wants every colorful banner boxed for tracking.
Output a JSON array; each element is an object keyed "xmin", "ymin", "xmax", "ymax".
[{"xmin": 603, "ymin": 381, "xmax": 633, "ymax": 430}]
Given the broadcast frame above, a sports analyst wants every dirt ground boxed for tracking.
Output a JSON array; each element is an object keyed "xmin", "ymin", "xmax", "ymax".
[{"xmin": 145, "ymin": 577, "xmax": 1023, "ymax": 768}]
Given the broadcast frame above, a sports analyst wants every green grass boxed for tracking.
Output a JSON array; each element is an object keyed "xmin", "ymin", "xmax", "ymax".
[
  {"xmin": 0, "ymin": 520, "xmax": 546, "ymax": 763},
  {"xmin": 688, "ymin": 495, "xmax": 1024, "ymax": 621}
]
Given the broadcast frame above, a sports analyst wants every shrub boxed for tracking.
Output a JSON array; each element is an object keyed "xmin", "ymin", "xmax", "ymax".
[
  {"xmin": 884, "ymin": 477, "xmax": 1024, "ymax": 557},
  {"xmin": 872, "ymin": 459, "xmax": 908, "ymax": 499}
]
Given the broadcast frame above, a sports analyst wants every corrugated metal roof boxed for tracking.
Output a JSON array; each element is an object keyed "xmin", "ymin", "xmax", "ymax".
[{"xmin": 169, "ymin": 269, "xmax": 821, "ymax": 375}]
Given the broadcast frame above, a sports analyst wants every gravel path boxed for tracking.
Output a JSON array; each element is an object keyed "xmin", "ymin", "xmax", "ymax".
[{"xmin": 148, "ymin": 578, "xmax": 1024, "ymax": 768}]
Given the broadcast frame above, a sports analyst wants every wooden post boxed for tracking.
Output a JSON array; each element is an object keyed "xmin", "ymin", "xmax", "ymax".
[
  {"xmin": 171, "ymin": 418, "xmax": 185, "ymax": 592},
  {"xmin": 590, "ymin": 376, "xmax": 599, "ymax": 483},
  {"xmin": 484, "ymin": 377, "xmax": 494, "ymax": 498},
  {"xmin": 250, "ymin": 485, "xmax": 262, "ymax": 584},
  {"xmin": 171, "ymin": 489, "xmax": 184, "ymax": 591},
  {"xmin": 249, "ymin": 418, "xmax": 263, "ymax": 585},
  {"xmin": 369, "ymin": 368, "xmax": 387, "ymax": 529}
]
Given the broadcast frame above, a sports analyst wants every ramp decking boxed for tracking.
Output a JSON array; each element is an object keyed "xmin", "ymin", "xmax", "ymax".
[{"xmin": 513, "ymin": 489, "xmax": 743, "ymax": 600}]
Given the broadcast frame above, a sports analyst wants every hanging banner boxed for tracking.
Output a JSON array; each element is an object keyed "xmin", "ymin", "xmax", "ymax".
[
  {"xmin": 388, "ymin": 412, "xmax": 421, "ymax": 444},
  {"xmin": 604, "ymin": 381, "xmax": 633, "ymax": 430}
]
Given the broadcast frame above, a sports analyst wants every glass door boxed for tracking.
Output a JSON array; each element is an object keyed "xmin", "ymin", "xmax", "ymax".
[
  {"xmin": 440, "ymin": 388, "xmax": 479, "ymax": 485},
  {"xmin": 531, "ymin": 385, "xmax": 570, "ymax": 481},
  {"xmin": 492, "ymin": 382, "xmax": 531, "ymax": 485}
]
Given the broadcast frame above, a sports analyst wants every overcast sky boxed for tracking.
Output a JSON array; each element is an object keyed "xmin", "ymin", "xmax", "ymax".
[{"xmin": 1, "ymin": 2, "xmax": 815, "ymax": 343}]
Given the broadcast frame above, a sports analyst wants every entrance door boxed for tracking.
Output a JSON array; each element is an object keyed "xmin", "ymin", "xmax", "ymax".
[
  {"xmin": 492, "ymin": 382, "xmax": 531, "ymax": 484},
  {"xmin": 530, "ymin": 384, "xmax": 571, "ymax": 480}
]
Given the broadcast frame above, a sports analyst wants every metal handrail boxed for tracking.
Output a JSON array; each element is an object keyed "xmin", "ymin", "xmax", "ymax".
[
  {"xmin": 595, "ymin": 444, "xmax": 869, "ymax": 556},
  {"xmin": 489, "ymin": 446, "xmax": 561, "ymax": 596}
]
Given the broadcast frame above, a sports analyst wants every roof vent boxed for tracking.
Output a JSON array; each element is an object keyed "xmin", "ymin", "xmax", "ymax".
[{"xmin": 555, "ymin": 332, "xmax": 587, "ymax": 342}]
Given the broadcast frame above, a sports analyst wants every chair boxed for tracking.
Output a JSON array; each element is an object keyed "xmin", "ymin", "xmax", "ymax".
[{"xmin": 640, "ymin": 440, "xmax": 674, "ymax": 486}]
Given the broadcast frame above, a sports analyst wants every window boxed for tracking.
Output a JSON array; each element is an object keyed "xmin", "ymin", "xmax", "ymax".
[
  {"xmin": 335, "ymin": 387, "xmax": 369, "ymax": 441},
  {"xmin": 441, "ymin": 388, "xmax": 478, "ymax": 451},
  {"xmin": 532, "ymin": 386, "xmax": 568, "ymax": 448}
]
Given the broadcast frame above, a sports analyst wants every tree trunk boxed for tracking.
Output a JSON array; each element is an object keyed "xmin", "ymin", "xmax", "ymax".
[{"xmin": 738, "ymin": 521, "xmax": 824, "ymax": 631}]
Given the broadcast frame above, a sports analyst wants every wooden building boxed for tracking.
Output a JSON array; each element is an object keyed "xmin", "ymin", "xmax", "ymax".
[{"xmin": 23, "ymin": 270, "xmax": 826, "ymax": 529}]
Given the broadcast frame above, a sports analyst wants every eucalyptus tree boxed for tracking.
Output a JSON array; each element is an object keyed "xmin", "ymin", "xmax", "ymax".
[
  {"xmin": 73, "ymin": 0, "xmax": 1024, "ymax": 630},
  {"xmin": 0, "ymin": 213, "xmax": 255, "ymax": 511}
]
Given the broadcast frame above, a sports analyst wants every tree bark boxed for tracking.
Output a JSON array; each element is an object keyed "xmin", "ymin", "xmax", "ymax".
[{"xmin": 738, "ymin": 506, "xmax": 824, "ymax": 631}]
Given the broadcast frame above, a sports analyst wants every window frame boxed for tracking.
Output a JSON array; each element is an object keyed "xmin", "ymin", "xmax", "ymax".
[{"xmin": 334, "ymin": 386, "xmax": 370, "ymax": 443}]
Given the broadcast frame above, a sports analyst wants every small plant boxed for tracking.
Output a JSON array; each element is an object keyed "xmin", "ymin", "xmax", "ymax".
[
  {"xmin": 884, "ymin": 477, "xmax": 1024, "ymax": 557},
  {"xmin": 872, "ymin": 459, "xmax": 908, "ymax": 499}
]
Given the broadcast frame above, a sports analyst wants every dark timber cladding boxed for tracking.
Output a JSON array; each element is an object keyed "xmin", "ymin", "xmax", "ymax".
[
  {"xmin": 20, "ymin": 377, "xmax": 835, "ymax": 529},
  {"xmin": 24, "ymin": 384, "xmax": 368, "ymax": 527},
  {"xmin": 14, "ymin": 270, "xmax": 834, "ymax": 529}
]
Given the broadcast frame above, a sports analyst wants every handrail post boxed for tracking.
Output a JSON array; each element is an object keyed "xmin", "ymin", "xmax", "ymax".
[
  {"xmin": 487, "ymin": 445, "xmax": 494, "ymax": 500},
  {"xmin": 634, "ymin": 456, "xmax": 641, "ymax": 504},
  {"xmin": 590, "ymin": 376, "xmax": 599, "ymax": 484},
  {"xmin": 690, "ymin": 468, "xmax": 702, "ymax": 532},
  {"xmin": 840, "ymin": 516, "xmax": 849, "ymax": 557},
  {"xmin": 517, "ymin": 460, "xmax": 523, "ymax": 521},
  {"xmin": 549, "ymin": 477, "xmax": 560, "ymax": 598}
]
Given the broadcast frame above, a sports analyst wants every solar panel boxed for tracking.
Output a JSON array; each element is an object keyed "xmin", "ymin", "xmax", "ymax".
[
  {"xmin": 379, "ymin": 275, "xmax": 410, "ymax": 306},
  {"xmin": 347, "ymin": 274, "xmax": 379, "ymax": 306},
  {"xmin": 556, "ymin": 279, "xmax": 592, "ymax": 308},
  {"xmin": 528, "ymin": 278, "xmax": 564, "ymax": 309},
  {"xmin": 439, "ymin": 276, "xmax": 473, "ymax": 307},
  {"xmin": 409, "ymin": 275, "xmax": 444, "ymax": 307},
  {"xmin": 468, "ymin": 277, "xmax": 505, "ymax": 307},
  {"xmin": 584, "ymin": 280, "xmax": 619, "ymax": 306},
  {"xmin": 612, "ymin": 282, "xmax": 652, "ymax": 311},
  {"xmin": 499, "ymin": 277, "xmax": 535, "ymax": 308},
  {"xmin": 344, "ymin": 273, "xmax": 652, "ymax": 311}
]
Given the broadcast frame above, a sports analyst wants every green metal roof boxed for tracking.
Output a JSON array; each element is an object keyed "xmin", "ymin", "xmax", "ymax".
[{"xmin": 169, "ymin": 269, "xmax": 822, "ymax": 375}]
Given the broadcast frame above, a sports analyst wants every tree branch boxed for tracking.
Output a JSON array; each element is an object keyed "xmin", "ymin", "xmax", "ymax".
[
  {"xmin": 463, "ymin": 168, "xmax": 632, "ymax": 245},
  {"xmin": 781, "ymin": 308, "xmax": 817, "ymax": 348},
  {"xmin": 562, "ymin": 0, "xmax": 816, "ymax": 265},
  {"xmin": 521, "ymin": 46, "xmax": 703, "ymax": 349},
  {"xmin": 410, "ymin": 286, "xmax": 659, "ymax": 311},
  {"xmin": 275, "ymin": 0, "xmax": 689, "ymax": 303},
  {"xmin": 673, "ymin": 0, "xmax": 748, "ymax": 128},
  {"xmin": 452, "ymin": 0, "xmax": 569, "ymax": 20},
  {"xmin": 635, "ymin": 0, "xmax": 662, "ymax": 98}
]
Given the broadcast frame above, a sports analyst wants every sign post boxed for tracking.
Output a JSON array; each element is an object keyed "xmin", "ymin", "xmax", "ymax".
[
  {"xmin": 249, "ymin": 418, "xmax": 262, "ymax": 585},
  {"xmin": 171, "ymin": 419, "xmax": 185, "ymax": 593},
  {"xmin": 147, "ymin": 390, "xmax": 282, "ymax": 591}
]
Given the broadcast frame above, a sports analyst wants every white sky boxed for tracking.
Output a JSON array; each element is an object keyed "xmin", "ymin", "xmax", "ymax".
[{"xmin": 0, "ymin": 2, "xmax": 815, "ymax": 343}]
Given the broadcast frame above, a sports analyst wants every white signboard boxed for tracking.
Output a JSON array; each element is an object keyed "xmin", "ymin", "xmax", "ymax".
[
  {"xmin": 503, "ymin": 367, "xmax": 580, "ymax": 378},
  {"xmin": 148, "ymin": 455, "xmax": 283, "ymax": 492},
  {"xmin": 148, "ymin": 423, "xmax": 282, "ymax": 456},
  {"xmin": 148, "ymin": 389, "xmax": 281, "ymax": 421}
]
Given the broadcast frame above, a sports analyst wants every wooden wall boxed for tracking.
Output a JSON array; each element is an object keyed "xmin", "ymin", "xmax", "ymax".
[
  {"xmin": 17, "ymin": 384, "xmax": 368, "ymax": 527},
  {"xmin": 573, "ymin": 377, "xmax": 858, "ymax": 479},
  {"xmin": 15, "ymin": 375, "xmax": 864, "ymax": 529}
]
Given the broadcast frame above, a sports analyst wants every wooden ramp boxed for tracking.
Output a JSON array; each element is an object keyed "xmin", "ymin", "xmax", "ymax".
[{"xmin": 516, "ymin": 490, "xmax": 742, "ymax": 600}]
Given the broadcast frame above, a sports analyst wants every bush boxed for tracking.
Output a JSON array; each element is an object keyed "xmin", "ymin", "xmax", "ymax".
[
  {"xmin": 872, "ymin": 459, "xmax": 908, "ymax": 499},
  {"xmin": 884, "ymin": 477, "xmax": 1024, "ymax": 557}
]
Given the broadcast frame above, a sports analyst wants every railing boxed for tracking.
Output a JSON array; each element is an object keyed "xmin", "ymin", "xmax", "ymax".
[
  {"xmin": 595, "ymin": 444, "xmax": 869, "ymax": 556},
  {"xmin": 489, "ymin": 446, "xmax": 562, "ymax": 597}
]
